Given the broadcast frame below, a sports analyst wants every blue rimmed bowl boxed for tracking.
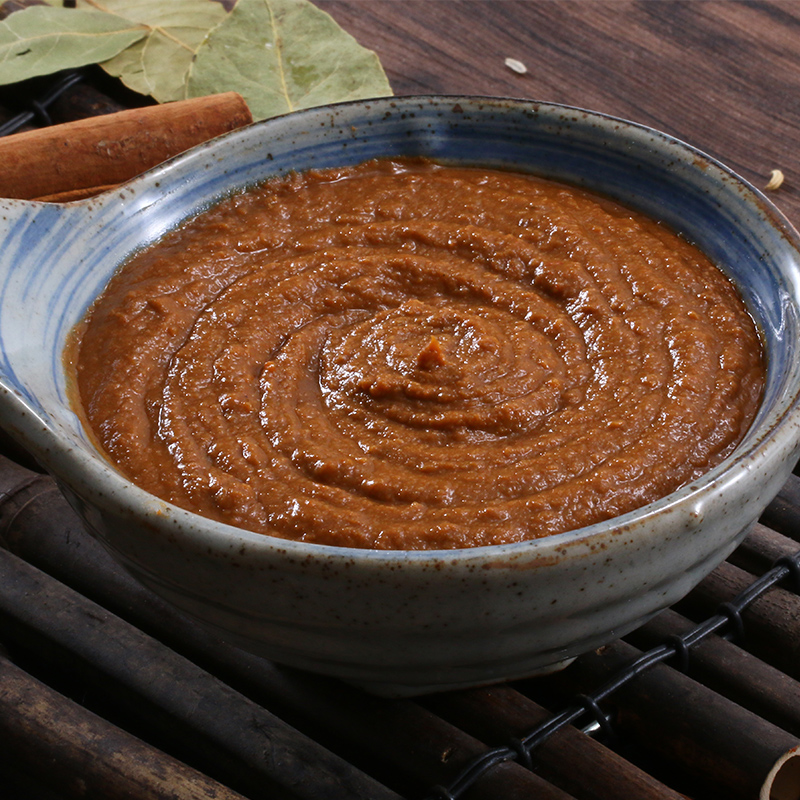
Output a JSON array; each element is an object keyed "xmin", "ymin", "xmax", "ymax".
[{"xmin": 1, "ymin": 96, "xmax": 799, "ymax": 696}]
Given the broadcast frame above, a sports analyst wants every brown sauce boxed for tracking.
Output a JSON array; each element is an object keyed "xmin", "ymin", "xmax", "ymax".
[{"xmin": 69, "ymin": 159, "xmax": 765, "ymax": 550}]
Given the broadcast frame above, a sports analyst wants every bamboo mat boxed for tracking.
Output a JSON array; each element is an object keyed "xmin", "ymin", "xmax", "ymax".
[{"xmin": 2, "ymin": 450, "xmax": 800, "ymax": 800}]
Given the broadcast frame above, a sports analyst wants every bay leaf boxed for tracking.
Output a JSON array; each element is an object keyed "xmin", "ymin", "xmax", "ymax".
[
  {"xmin": 0, "ymin": 5, "xmax": 145, "ymax": 85},
  {"xmin": 186, "ymin": 0, "xmax": 392, "ymax": 121},
  {"xmin": 75, "ymin": 0, "xmax": 227, "ymax": 102}
]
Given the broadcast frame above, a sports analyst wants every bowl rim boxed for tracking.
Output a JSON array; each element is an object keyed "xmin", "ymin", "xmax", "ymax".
[{"xmin": 9, "ymin": 93, "xmax": 800, "ymax": 565}]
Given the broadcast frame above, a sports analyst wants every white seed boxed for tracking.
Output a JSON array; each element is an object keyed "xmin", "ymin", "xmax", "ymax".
[
  {"xmin": 505, "ymin": 57, "xmax": 528, "ymax": 75},
  {"xmin": 765, "ymin": 169, "xmax": 785, "ymax": 191}
]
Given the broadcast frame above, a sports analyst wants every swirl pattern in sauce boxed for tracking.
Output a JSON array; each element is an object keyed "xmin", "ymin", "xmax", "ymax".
[{"xmin": 72, "ymin": 159, "xmax": 765, "ymax": 549}]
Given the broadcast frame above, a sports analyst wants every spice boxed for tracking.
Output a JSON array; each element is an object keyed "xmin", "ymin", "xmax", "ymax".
[
  {"xmin": 765, "ymin": 169, "xmax": 785, "ymax": 191},
  {"xmin": 504, "ymin": 57, "xmax": 527, "ymax": 74}
]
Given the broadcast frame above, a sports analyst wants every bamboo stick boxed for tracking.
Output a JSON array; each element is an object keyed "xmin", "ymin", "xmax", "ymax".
[
  {"xmin": 731, "ymin": 522, "xmax": 800, "ymax": 577},
  {"xmin": 552, "ymin": 639, "xmax": 800, "ymax": 800},
  {"xmin": 0, "ymin": 456, "xmax": 575, "ymax": 800},
  {"xmin": 424, "ymin": 684, "xmax": 687, "ymax": 800},
  {"xmin": 242, "ymin": 669, "xmax": 581, "ymax": 800},
  {"xmin": 0, "ymin": 653, "xmax": 249, "ymax": 800},
  {"xmin": 49, "ymin": 81, "xmax": 128, "ymax": 124},
  {"xmin": 759, "ymin": 473, "xmax": 800, "ymax": 543},
  {"xmin": 0, "ymin": 545, "xmax": 404, "ymax": 800},
  {"xmin": 625, "ymin": 607, "xmax": 800, "ymax": 740},
  {"xmin": 675, "ymin": 561, "xmax": 800, "ymax": 680}
]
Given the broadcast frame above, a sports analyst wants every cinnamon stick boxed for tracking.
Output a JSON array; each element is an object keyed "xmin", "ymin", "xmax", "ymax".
[{"xmin": 0, "ymin": 92, "xmax": 252, "ymax": 201}]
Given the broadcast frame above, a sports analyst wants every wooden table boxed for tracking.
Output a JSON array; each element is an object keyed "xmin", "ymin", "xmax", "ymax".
[{"xmin": 320, "ymin": 0, "xmax": 800, "ymax": 225}]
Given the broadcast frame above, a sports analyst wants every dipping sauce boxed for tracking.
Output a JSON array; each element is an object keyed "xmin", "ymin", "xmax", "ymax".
[{"xmin": 70, "ymin": 159, "xmax": 765, "ymax": 550}]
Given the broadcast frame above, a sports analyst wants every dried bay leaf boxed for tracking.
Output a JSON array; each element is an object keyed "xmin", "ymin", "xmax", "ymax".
[
  {"xmin": 0, "ymin": 5, "xmax": 145, "ymax": 85},
  {"xmin": 2, "ymin": 0, "xmax": 392, "ymax": 117},
  {"xmin": 186, "ymin": 0, "xmax": 392, "ymax": 121},
  {"xmin": 74, "ymin": 0, "xmax": 228, "ymax": 102}
]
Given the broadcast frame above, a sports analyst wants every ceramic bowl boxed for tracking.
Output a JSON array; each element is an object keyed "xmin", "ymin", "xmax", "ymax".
[{"xmin": 1, "ymin": 96, "xmax": 799, "ymax": 696}]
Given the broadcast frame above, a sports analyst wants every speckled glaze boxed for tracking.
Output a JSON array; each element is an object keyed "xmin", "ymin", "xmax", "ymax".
[{"xmin": 1, "ymin": 96, "xmax": 800, "ymax": 696}]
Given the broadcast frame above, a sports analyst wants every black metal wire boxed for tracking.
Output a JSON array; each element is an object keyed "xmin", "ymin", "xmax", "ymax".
[
  {"xmin": 775, "ymin": 552, "xmax": 800, "ymax": 593},
  {"xmin": 0, "ymin": 70, "xmax": 84, "ymax": 137},
  {"xmin": 422, "ymin": 544, "xmax": 800, "ymax": 799}
]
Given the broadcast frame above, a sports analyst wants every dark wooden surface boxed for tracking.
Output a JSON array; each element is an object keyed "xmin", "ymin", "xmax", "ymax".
[{"xmin": 319, "ymin": 0, "xmax": 800, "ymax": 225}]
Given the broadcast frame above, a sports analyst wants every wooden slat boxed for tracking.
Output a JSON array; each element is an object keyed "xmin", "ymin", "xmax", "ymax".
[
  {"xmin": 0, "ymin": 455, "xmax": 574, "ymax": 800},
  {"xmin": 550, "ymin": 638, "xmax": 800, "ymax": 800},
  {"xmin": 0, "ymin": 539, "xmax": 404, "ymax": 800},
  {"xmin": 0, "ymin": 653, "xmax": 249, "ymax": 800}
]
